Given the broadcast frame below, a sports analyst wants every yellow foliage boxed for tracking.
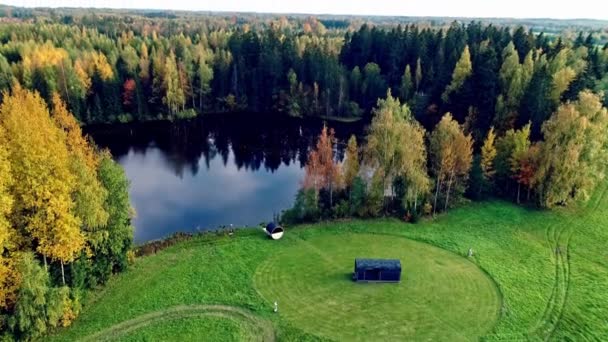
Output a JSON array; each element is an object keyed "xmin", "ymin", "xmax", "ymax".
[
  {"xmin": 73, "ymin": 60, "xmax": 91, "ymax": 94},
  {"xmin": 0, "ymin": 129, "xmax": 18, "ymax": 310},
  {"xmin": 21, "ymin": 42, "xmax": 68, "ymax": 70},
  {"xmin": 481, "ymin": 127, "xmax": 497, "ymax": 180},
  {"xmin": 126, "ymin": 249, "xmax": 136, "ymax": 264},
  {"xmin": 0, "ymin": 256, "xmax": 20, "ymax": 310},
  {"xmin": 52, "ymin": 94, "xmax": 109, "ymax": 231},
  {"xmin": 0, "ymin": 126, "xmax": 13, "ymax": 250},
  {"xmin": 0, "ymin": 86, "xmax": 84, "ymax": 264},
  {"xmin": 51, "ymin": 94, "xmax": 98, "ymax": 169},
  {"xmin": 93, "ymin": 52, "xmax": 114, "ymax": 80},
  {"xmin": 60, "ymin": 294, "xmax": 77, "ymax": 327},
  {"xmin": 76, "ymin": 51, "xmax": 114, "ymax": 81}
]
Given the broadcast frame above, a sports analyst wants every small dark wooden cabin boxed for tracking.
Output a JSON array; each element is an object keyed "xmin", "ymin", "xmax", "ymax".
[{"xmin": 353, "ymin": 258, "xmax": 401, "ymax": 283}]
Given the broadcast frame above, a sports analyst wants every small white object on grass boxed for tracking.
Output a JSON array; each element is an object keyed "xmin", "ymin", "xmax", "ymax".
[
  {"xmin": 468, "ymin": 248, "xmax": 474, "ymax": 257},
  {"xmin": 274, "ymin": 301, "xmax": 278, "ymax": 313}
]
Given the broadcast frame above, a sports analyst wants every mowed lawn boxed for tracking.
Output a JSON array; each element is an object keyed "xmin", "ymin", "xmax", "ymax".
[
  {"xmin": 254, "ymin": 233, "xmax": 500, "ymax": 341},
  {"xmin": 50, "ymin": 184, "xmax": 608, "ymax": 341}
]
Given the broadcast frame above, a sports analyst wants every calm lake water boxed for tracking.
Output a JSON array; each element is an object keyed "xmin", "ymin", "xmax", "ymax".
[{"xmin": 89, "ymin": 115, "xmax": 363, "ymax": 243}]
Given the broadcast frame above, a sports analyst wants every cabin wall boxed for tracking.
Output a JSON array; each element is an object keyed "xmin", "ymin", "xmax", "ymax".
[{"xmin": 354, "ymin": 268, "xmax": 401, "ymax": 282}]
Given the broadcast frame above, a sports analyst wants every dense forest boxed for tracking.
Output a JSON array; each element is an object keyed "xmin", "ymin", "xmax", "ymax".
[
  {"xmin": 0, "ymin": 8, "xmax": 606, "ymax": 130},
  {"xmin": 0, "ymin": 6, "xmax": 608, "ymax": 340}
]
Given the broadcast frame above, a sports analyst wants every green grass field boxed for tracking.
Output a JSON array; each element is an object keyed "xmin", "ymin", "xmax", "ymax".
[{"xmin": 49, "ymin": 184, "xmax": 608, "ymax": 341}]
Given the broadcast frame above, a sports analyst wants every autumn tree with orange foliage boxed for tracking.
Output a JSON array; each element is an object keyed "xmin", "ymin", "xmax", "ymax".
[
  {"xmin": 515, "ymin": 144, "xmax": 541, "ymax": 202},
  {"xmin": 123, "ymin": 78, "xmax": 137, "ymax": 109},
  {"xmin": 303, "ymin": 125, "xmax": 342, "ymax": 207}
]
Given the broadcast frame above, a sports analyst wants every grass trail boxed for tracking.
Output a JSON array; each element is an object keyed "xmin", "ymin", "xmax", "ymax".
[{"xmin": 79, "ymin": 305, "xmax": 275, "ymax": 342}]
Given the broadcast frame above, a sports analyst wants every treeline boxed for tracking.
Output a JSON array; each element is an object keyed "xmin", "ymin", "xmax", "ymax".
[
  {"xmin": 0, "ymin": 19, "xmax": 607, "ymax": 130},
  {"xmin": 283, "ymin": 90, "xmax": 608, "ymax": 223},
  {"xmin": 0, "ymin": 87, "xmax": 133, "ymax": 340}
]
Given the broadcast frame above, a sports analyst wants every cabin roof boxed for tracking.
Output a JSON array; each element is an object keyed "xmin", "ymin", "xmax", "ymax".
[{"xmin": 355, "ymin": 258, "xmax": 401, "ymax": 270}]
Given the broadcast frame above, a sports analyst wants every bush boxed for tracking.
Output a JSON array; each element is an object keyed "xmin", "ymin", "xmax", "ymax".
[
  {"xmin": 333, "ymin": 199, "xmax": 350, "ymax": 219},
  {"xmin": 116, "ymin": 113, "xmax": 134, "ymax": 123},
  {"xmin": 281, "ymin": 188, "xmax": 320, "ymax": 224},
  {"xmin": 46, "ymin": 286, "xmax": 80, "ymax": 328},
  {"xmin": 344, "ymin": 101, "xmax": 363, "ymax": 118},
  {"xmin": 423, "ymin": 202, "xmax": 433, "ymax": 216},
  {"xmin": 7, "ymin": 254, "xmax": 80, "ymax": 341},
  {"xmin": 175, "ymin": 109, "xmax": 198, "ymax": 120},
  {"xmin": 362, "ymin": 172, "xmax": 384, "ymax": 217},
  {"xmin": 349, "ymin": 177, "xmax": 367, "ymax": 216}
]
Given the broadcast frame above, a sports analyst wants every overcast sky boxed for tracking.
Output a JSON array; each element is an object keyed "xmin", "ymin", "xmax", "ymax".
[{"xmin": 4, "ymin": 0, "xmax": 608, "ymax": 20}]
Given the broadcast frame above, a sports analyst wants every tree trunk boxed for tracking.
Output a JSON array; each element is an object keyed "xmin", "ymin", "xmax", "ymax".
[
  {"xmin": 61, "ymin": 261, "xmax": 65, "ymax": 285},
  {"xmin": 43, "ymin": 255, "xmax": 48, "ymax": 271},
  {"xmin": 329, "ymin": 182, "xmax": 333, "ymax": 208},
  {"xmin": 325, "ymin": 89, "xmax": 330, "ymax": 116},
  {"xmin": 59, "ymin": 62, "xmax": 71, "ymax": 105},
  {"xmin": 517, "ymin": 183, "xmax": 521, "ymax": 204},
  {"xmin": 527, "ymin": 186, "xmax": 531, "ymax": 202},
  {"xmin": 444, "ymin": 172, "xmax": 455, "ymax": 212},
  {"xmin": 190, "ymin": 80, "xmax": 195, "ymax": 109},
  {"xmin": 413, "ymin": 189, "xmax": 418, "ymax": 212},
  {"xmin": 433, "ymin": 177, "xmax": 441, "ymax": 216}
]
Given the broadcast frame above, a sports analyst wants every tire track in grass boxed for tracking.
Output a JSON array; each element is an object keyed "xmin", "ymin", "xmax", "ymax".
[
  {"xmin": 79, "ymin": 305, "xmax": 275, "ymax": 342},
  {"xmin": 546, "ymin": 184, "xmax": 607, "ymax": 340},
  {"xmin": 532, "ymin": 184, "xmax": 607, "ymax": 340}
]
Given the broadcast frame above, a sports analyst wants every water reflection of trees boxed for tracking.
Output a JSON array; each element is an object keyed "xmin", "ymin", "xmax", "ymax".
[{"xmin": 89, "ymin": 114, "xmax": 363, "ymax": 176}]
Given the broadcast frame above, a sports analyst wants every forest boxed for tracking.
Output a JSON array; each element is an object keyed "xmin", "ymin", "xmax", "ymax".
[
  {"xmin": 283, "ymin": 88, "xmax": 607, "ymax": 223},
  {"xmin": 0, "ymin": 6, "xmax": 608, "ymax": 341},
  {"xmin": 0, "ymin": 86, "xmax": 133, "ymax": 340},
  {"xmin": 0, "ymin": 9, "xmax": 606, "ymax": 128}
]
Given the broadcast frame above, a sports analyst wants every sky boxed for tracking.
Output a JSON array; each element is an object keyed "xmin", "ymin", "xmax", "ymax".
[{"xmin": 3, "ymin": 0, "xmax": 608, "ymax": 20}]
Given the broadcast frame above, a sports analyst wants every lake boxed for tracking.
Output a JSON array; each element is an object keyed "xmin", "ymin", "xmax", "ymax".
[{"xmin": 89, "ymin": 114, "xmax": 363, "ymax": 243}]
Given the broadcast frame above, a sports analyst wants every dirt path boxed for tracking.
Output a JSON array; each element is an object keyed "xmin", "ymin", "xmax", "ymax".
[{"xmin": 79, "ymin": 305, "xmax": 275, "ymax": 342}]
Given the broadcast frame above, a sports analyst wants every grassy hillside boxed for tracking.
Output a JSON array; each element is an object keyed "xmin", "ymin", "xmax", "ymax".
[{"xmin": 49, "ymin": 184, "xmax": 608, "ymax": 341}]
